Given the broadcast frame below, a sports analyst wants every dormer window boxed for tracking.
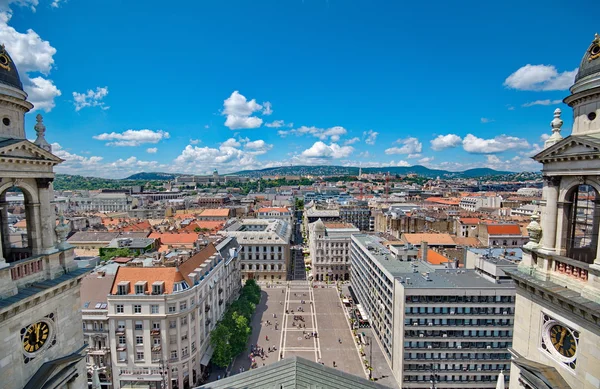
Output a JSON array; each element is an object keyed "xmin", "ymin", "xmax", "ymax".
[
  {"xmin": 152, "ymin": 281, "xmax": 165, "ymax": 295},
  {"xmin": 135, "ymin": 281, "xmax": 147, "ymax": 295},
  {"xmin": 117, "ymin": 281, "xmax": 130, "ymax": 295}
]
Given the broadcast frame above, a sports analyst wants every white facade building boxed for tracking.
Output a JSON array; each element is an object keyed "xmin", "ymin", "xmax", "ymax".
[
  {"xmin": 107, "ymin": 238, "xmax": 241, "ymax": 389},
  {"xmin": 459, "ymin": 196, "xmax": 503, "ymax": 212},
  {"xmin": 256, "ymin": 207, "xmax": 293, "ymax": 225},
  {"xmin": 221, "ymin": 218, "xmax": 291, "ymax": 282},
  {"xmin": 71, "ymin": 193, "xmax": 134, "ymax": 213},
  {"xmin": 308, "ymin": 219, "xmax": 359, "ymax": 281}
]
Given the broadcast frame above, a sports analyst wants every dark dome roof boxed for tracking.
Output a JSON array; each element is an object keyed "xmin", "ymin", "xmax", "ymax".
[
  {"xmin": 0, "ymin": 44, "xmax": 23, "ymax": 90},
  {"xmin": 575, "ymin": 33, "xmax": 600, "ymax": 83}
]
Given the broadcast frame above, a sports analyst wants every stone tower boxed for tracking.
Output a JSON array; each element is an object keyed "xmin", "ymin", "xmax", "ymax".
[
  {"xmin": 506, "ymin": 33, "xmax": 600, "ymax": 389},
  {"xmin": 0, "ymin": 45, "xmax": 89, "ymax": 388}
]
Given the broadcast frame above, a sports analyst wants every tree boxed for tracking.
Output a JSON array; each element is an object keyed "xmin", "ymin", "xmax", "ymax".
[
  {"xmin": 228, "ymin": 312, "xmax": 251, "ymax": 356},
  {"xmin": 295, "ymin": 198, "xmax": 304, "ymax": 210},
  {"xmin": 210, "ymin": 323, "xmax": 233, "ymax": 368}
]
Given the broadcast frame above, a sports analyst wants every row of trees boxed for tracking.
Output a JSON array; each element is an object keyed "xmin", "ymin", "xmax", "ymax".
[{"xmin": 209, "ymin": 279, "xmax": 261, "ymax": 367}]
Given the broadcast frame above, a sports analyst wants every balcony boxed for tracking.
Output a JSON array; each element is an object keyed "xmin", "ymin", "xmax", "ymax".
[
  {"xmin": 84, "ymin": 328, "xmax": 108, "ymax": 333},
  {"xmin": 150, "ymin": 329, "xmax": 161, "ymax": 336},
  {"xmin": 117, "ymin": 344, "xmax": 127, "ymax": 351},
  {"xmin": 88, "ymin": 347, "xmax": 110, "ymax": 355},
  {"xmin": 115, "ymin": 329, "xmax": 125, "ymax": 336},
  {"xmin": 152, "ymin": 345, "xmax": 162, "ymax": 352}
]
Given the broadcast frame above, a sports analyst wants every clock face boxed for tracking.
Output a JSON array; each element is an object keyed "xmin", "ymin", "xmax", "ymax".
[
  {"xmin": 22, "ymin": 321, "xmax": 51, "ymax": 354},
  {"xmin": 549, "ymin": 324, "xmax": 577, "ymax": 358}
]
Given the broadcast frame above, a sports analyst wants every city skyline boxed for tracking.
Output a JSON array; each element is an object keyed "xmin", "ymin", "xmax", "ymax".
[{"xmin": 4, "ymin": 0, "xmax": 593, "ymax": 178}]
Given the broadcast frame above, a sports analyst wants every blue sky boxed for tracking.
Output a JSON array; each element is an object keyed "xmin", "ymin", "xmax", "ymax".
[{"xmin": 2, "ymin": 0, "xmax": 594, "ymax": 178}]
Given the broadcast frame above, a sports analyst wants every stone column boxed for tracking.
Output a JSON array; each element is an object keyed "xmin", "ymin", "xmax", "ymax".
[
  {"xmin": 26, "ymin": 202, "xmax": 43, "ymax": 255},
  {"xmin": 540, "ymin": 176, "xmax": 561, "ymax": 253},
  {"xmin": 0, "ymin": 206, "xmax": 5, "ymax": 268},
  {"xmin": 37, "ymin": 178, "xmax": 58, "ymax": 253},
  {"xmin": 0, "ymin": 201, "xmax": 11, "ymax": 258}
]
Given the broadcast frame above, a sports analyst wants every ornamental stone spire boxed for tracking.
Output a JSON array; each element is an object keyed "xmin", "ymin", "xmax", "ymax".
[
  {"xmin": 33, "ymin": 114, "xmax": 52, "ymax": 152},
  {"xmin": 544, "ymin": 108, "xmax": 564, "ymax": 149}
]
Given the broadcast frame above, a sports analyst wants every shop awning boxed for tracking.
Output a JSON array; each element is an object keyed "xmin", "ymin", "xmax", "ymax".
[
  {"xmin": 200, "ymin": 345, "xmax": 214, "ymax": 366},
  {"xmin": 356, "ymin": 304, "xmax": 369, "ymax": 321}
]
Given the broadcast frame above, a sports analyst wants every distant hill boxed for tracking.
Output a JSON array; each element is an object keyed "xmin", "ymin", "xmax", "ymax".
[
  {"xmin": 234, "ymin": 165, "xmax": 515, "ymax": 178},
  {"xmin": 125, "ymin": 172, "xmax": 179, "ymax": 180}
]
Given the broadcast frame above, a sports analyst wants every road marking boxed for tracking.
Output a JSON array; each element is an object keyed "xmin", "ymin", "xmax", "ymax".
[
  {"xmin": 279, "ymin": 287, "xmax": 288, "ymax": 360},
  {"xmin": 309, "ymin": 282, "xmax": 322, "ymax": 361}
]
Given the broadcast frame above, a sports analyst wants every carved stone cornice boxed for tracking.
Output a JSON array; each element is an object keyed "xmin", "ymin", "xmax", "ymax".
[
  {"xmin": 564, "ymin": 90, "xmax": 600, "ymax": 107},
  {"xmin": 35, "ymin": 177, "xmax": 53, "ymax": 189},
  {"xmin": 0, "ymin": 95, "xmax": 34, "ymax": 111},
  {"xmin": 543, "ymin": 175, "xmax": 561, "ymax": 187}
]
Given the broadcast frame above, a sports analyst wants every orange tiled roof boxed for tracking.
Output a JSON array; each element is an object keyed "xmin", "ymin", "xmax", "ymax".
[
  {"xmin": 120, "ymin": 220, "xmax": 152, "ymax": 232},
  {"xmin": 199, "ymin": 209, "xmax": 231, "ymax": 217},
  {"xmin": 257, "ymin": 207, "xmax": 290, "ymax": 213},
  {"xmin": 425, "ymin": 197, "xmax": 460, "ymax": 206},
  {"xmin": 179, "ymin": 243, "xmax": 218, "ymax": 285},
  {"xmin": 324, "ymin": 222, "xmax": 356, "ymax": 229},
  {"xmin": 418, "ymin": 248, "xmax": 450, "ymax": 265},
  {"xmin": 403, "ymin": 233, "xmax": 456, "ymax": 245},
  {"xmin": 174, "ymin": 213, "xmax": 197, "ymax": 220},
  {"xmin": 453, "ymin": 237, "xmax": 483, "ymax": 247},
  {"xmin": 111, "ymin": 267, "xmax": 184, "ymax": 295},
  {"xmin": 148, "ymin": 232, "xmax": 200, "ymax": 244},
  {"xmin": 180, "ymin": 221, "xmax": 224, "ymax": 233},
  {"xmin": 486, "ymin": 224, "xmax": 522, "ymax": 235},
  {"xmin": 458, "ymin": 218, "xmax": 480, "ymax": 225}
]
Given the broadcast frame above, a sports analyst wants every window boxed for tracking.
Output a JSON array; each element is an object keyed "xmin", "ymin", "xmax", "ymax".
[
  {"xmin": 136, "ymin": 336, "xmax": 143, "ymax": 345},
  {"xmin": 136, "ymin": 351, "xmax": 144, "ymax": 361},
  {"xmin": 170, "ymin": 351, "xmax": 178, "ymax": 359},
  {"xmin": 168, "ymin": 304, "xmax": 176, "ymax": 313},
  {"xmin": 181, "ymin": 333, "xmax": 188, "ymax": 341},
  {"xmin": 182, "ymin": 346, "xmax": 189, "ymax": 357},
  {"xmin": 153, "ymin": 338, "xmax": 161, "ymax": 346},
  {"xmin": 135, "ymin": 284, "xmax": 145, "ymax": 295},
  {"xmin": 152, "ymin": 321, "xmax": 160, "ymax": 329},
  {"xmin": 180, "ymin": 302, "xmax": 187, "ymax": 310},
  {"xmin": 118, "ymin": 335, "xmax": 126, "ymax": 345},
  {"xmin": 190, "ymin": 297, "xmax": 195, "ymax": 306},
  {"xmin": 151, "ymin": 305, "xmax": 159, "ymax": 314},
  {"xmin": 135, "ymin": 321, "xmax": 143, "ymax": 330},
  {"xmin": 134, "ymin": 305, "xmax": 141, "ymax": 314},
  {"xmin": 169, "ymin": 320, "xmax": 177, "ymax": 329},
  {"xmin": 116, "ymin": 304, "xmax": 124, "ymax": 313},
  {"xmin": 181, "ymin": 317, "xmax": 187, "ymax": 326}
]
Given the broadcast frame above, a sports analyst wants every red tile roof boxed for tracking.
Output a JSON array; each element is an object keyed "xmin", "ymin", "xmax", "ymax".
[
  {"xmin": 111, "ymin": 267, "xmax": 185, "ymax": 295},
  {"xmin": 199, "ymin": 209, "xmax": 231, "ymax": 217},
  {"xmin": 486, "ymin": 224, "xmax": 522, "ymax": 235},
  {"xmin": 458, "ymin": 218, "xmax": 480, "ymax": 225},
  {"xmin": 148, "ymin": 232, "xmax": 200, "ymax": 245}
]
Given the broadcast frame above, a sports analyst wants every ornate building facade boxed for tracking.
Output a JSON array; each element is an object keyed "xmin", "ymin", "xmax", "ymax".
[
  {"xmin": 0, "ymin": 45, "xmax": 89, "ymax": 388},
  {"xmin": 506, "ymin": 34, "xmax": 600, "ymax": 389}
]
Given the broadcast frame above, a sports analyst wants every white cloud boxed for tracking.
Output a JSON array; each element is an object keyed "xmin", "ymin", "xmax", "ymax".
[
  {"xmin": 540, "ymin": 134, "xmax": 550, "ymax": 141},
  {"xmin": 363, "ymin": 130, "xmax": 378, "ymax": 145},
  {"xmin": 189, "ymin": 138, "xmax": 200, "ymax": 145},
  {"xmin": 345, "ymin": 137, "xmax": 360, "ymax": 145},
  {"xmin": 480, "ymin": 118, "xmax": 494, "ymax": 123},
  {"xmin": 385, "ymin": 137, "xmax": 422, "ymax": 155},
  {"xmin": 418, "ymin": 156, "xmax": 434, "ymax": 164},
  {"xmin": 221, "ymin": 138, "xmax": 241, "ymax": 148},
  {"xmin": 504, "ymin": 64, "xmax": 577, "ymax": 91},
  {"xmin": 462, "ymin": 134, "xmax": 530, "ymax": 154},
  {"xmin": 278, "ymin": 125, "xmax": 348, "ymax": 142},
  {"xmin": 430, "ymin": 134, "xmax": 462, "ymax": 151},
  {"xmin": 222, "ymin": 91, "xmax": 264, "ymax": 130},
  {"xmin": 507, "ymin": 105, "xmax": 515, "ymax": 111},
  {"xmin": 93, "ymin": 129, "xmax": 170, "ymax": 147},
  {"xmin": 51, "ymin": 0, "xmax": 64, "ymax": 8},
  {"xmin": 358, "ymin": 151, "xmax": 370, "ymax": 158},
  {"xmin": 244, "ymin": 139, "xmax": 273, "ymax": 155},
  {"xmin": 72, "ymin": 86, "xmax": 109, "ymax": 111},
  {"xmin": 407, "ymin": 153, "xmax": 421, "ymax": 159},
  {"xmin": 522, "ymin": 99, "xmax": 563, "ymax": 107},
  {"xmin": 300, "ymin": 141, "xmax": 354, "ymax": 159},
  {"xmin": 23, "ymin": 76, "xmax": 61, "ymax": 112},
  {"xmin": 146, "ymin": 147, "xmax": 157, "ymax": 154},
  {"xmin": 0, "ymin": 4, "xmax": 61, "ymax": 112},
  {"xmin": 262, "ymin": 101, "xmax": 273, "ymax": 115},
  {"xmin": 265, "ymin": 120, "xmax": 286, "ymax": 128}
]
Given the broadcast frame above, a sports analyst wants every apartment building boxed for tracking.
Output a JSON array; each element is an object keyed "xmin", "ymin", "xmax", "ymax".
[
  {"xmin": 81, "ymin": 272, "xmax": 116, "ymax": 388},
  {"xmin": 256, "ymin": 207, "xmax": 293, "ymax": 225},
  {"xmin": 350, "ymin": 234, "xmax": 515, "ymax": 388},
  {"xmin": 459, "ymin": 195, "xmax": 502, "ymax": 212},
  {"xmin": 71, "ymin": 192, "xmax": 134, "ymax": 213},
  {"xmin": 106, "ymin": 237, "xmax": 241, "ymax": 389},
  {"xmin": 339, "ymin": 203, "xmax": 371, "ymax": 231},
  {"xmin": 221, "ymin": 218, "xmax": 291, "ymax": 282},
  {"xmin": 308, "ymin": 219, "xmax": 359, "ymax": 281}
]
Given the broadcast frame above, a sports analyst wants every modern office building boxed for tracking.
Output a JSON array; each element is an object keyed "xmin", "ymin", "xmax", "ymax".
[
  {"xmin": 0, "ymin": 45, "xmax": 89, "ymax": 389},
  {"xmin": 350, "ymin": 234, "xmax": 515, "ymax": 388},
  {"xmin": 308, "ymin": 219, "xmax": 359, "ymax": 281},
  {"xmin": 505, "ymin": 34, "xmax": 600, "ymax": 389},
  {"xmin": 221, "ymin": 218, "xmax": 291, "ymax": 282},
  {"xmin": 106, "ymin": 237, "xmax": 241, "ymax": 389}
]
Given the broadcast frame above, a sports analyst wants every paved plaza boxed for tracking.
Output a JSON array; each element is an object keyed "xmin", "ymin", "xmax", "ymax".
[{"xmin": 229, "ymin": 281, "xmax": 365, "ymax": 379}]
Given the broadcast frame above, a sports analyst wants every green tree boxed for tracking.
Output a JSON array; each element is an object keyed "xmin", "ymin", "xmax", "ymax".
[
  {"xmin": 210, "ymin": 323, "xmax": 233, "ymax": 368},
  {"xmin": 228, "ymin": 311, "xmax": 251, "ymax": 355}
]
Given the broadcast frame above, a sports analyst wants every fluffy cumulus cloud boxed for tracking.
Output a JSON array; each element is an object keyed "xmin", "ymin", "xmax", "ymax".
[
  {"xmin": 189, "ymin": 138, "xmax": 200, "ymax": 145},
  {"xmin": 300, "ymin": 141, "xmax": 354, "ymax": 159},
  {"xmin": 418, "ymin": 156, "xmax": 434, "ymax": 164},
  {"xmin": 73, "ymin": 86, "xmax": 109, "ymax": 111},
  {"xmin": 430, "ymin": 134, "xmax": 462, "ymax": 151},
  {"xmin": 504, "ymin": 64, "xmax": 577, "ymax": 91},
  {"xmin": 462, "ymin": 134, "xmax": 530, "ymax": 154},
  {"xmin": 244, "ymin": 139, "xmax": 273, "ymax": 155},
  {"xmin": 363, "ymin": 130, "xmax": 378, "ymax": 145},
  {"xmin": 222, "ymin": 91, "xmax": 268, "ymax": 130},
  {"xmin": 344, "ymin": 137, "xmax": 360, "ymax": 145},
  {"xmin": 93, "ymin": 129, "xmax": 170, "ymax": 147},
  {"xmin": 522, "ymin": 99, "xmax": 563, "ymax": 107},
  {"xmin": 278, "ymin": 125, "xmax": 348, "ymax": 142},
  {"xmin": 265, "ymin": 120, "xmax": 292, "ymax": 128},
  {"xmin": 0, "ymin": 1, "xmax": 61, "ymax": 112},
  {"xmin": 385, "ymin": 137, "xmax": 422, "ymax": 155},
  {"xmin": 146, "ymin": 147, "xmax": 157, "ymax": 154},
  {"xmin": 262, "ymin": 101, "xmax": 273, "ymax": 115}
]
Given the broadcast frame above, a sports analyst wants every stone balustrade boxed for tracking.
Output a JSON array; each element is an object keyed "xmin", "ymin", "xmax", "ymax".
[{"xmin": 9, "ymin": 256, "xmax": 44, "ymax": 281}]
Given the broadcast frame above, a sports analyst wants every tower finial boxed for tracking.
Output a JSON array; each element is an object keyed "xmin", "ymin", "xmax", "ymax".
[
  {"xmin": 544, "ymin": 108, "xmax": 564, "ymax": 149},
  {"xmin": 33, "ymin": 114, "xmax": 52, "ymax": 153}
]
